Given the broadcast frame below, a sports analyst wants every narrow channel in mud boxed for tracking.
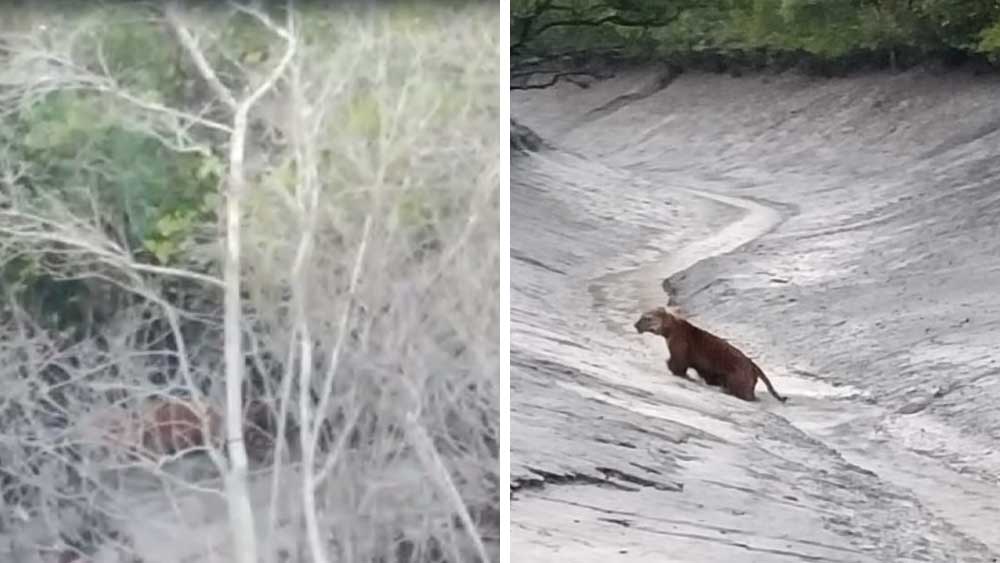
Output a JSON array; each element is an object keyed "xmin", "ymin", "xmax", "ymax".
[{"xmin": 512, "ymin": 70, "xmax": 1000, "ymax": 561}]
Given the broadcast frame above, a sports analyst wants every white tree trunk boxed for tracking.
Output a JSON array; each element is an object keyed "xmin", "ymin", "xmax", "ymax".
[
  {"xmin": 164, "ymin": 6, "xmax": 295, "ymax": 560},
  {"xmin": 224, "ymin": 105, "xmax": 257, "ymax": 563}
]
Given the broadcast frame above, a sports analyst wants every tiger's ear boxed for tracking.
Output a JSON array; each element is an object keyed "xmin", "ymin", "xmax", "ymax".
[{"xmin": 663, "ymin": 305, "xmax": 683, "ymax": 319}]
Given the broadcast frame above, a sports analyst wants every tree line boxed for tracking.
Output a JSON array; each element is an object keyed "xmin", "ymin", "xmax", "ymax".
[{"xmin": 512, "ymin": 0, "xmax": 1000, "ymax": 87}]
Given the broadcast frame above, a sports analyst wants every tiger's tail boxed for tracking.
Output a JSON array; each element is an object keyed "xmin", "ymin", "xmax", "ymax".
[{"xmin": 753, "ymin": 362, "xmax": 788, "ymax": 403}]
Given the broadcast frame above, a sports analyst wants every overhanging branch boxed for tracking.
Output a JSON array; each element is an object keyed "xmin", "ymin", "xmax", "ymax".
[
  {"xmin": 512, "ymin": 1, "xmax": 681, "ymax": 53},
  {"xmin": 511, "ymin": 2, "xmax": 682, "ymax": 90},
  {"xmin": 531, "ymin": 13, "xmax": 679, "ymax": 39}
]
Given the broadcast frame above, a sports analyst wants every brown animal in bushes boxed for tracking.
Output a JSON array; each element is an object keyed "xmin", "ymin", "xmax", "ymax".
[
  {"xmin": 634, "ymin": 307, "xmax": 787, "ymax": 402},
  {"xmin": 88, "ymin": 395, "xmax": 311, "ymax": 465},
  {"xmin": 141, "ymin": 398, "xmax": 224, "ymax": 456},
  {"xmin": 91, "ymin": 398, "xmax": 282, "ymax": 462},
  {"xmin": 91, "ymin": 397, "xmax": 222, "ymax": 462}
]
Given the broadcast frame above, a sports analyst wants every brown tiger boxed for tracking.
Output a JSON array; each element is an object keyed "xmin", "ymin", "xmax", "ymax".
[{"xmin": 635, "ymin": 307, "xmax": 787, "ymax": 402}]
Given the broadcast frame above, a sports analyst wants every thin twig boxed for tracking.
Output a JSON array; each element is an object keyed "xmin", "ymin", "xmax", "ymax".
[{"xmin": 311, "ymin": 215, "xmax": 372, "ymax": 440}]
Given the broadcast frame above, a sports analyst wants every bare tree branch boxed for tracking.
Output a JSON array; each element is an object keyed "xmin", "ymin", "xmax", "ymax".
[
  {"xmin": 164, "ymin": 2, "xmax": 238, "ymax": 109},
  {"xmin": 511, "ymin": 1, "xmax": 684, "ymax": 90},
  {"xmin": 229, "ymin": 1, "xmax": 292, "ymax": 41},
  {"xmin": 163, "ymin": 3, "xmax": 297, "ymax": 562},
  {"xmin": 532, "ymin": 11, "xmax": 680, "ymax": 39}
]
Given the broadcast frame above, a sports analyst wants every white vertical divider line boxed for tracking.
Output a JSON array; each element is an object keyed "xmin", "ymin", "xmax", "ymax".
[{"xmin": 499, "ymin": 0, "xmax": 512, "ymax": 562}]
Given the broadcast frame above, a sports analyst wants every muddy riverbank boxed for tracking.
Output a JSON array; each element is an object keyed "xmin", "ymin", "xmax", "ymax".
[{"xmin": 511, "ymin": 69, "xmax": 1000, "ymax": 562}]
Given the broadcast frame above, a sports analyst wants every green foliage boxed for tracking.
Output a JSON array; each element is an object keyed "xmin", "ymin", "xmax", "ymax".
[
  {"xmin": 345, "ymin": 92, "xmax": 382, "ymax": 139},
  {"xmin": 2, "ymin": 54, "xmax": 221, "ymax": 332},
  {"xmin": 1, "ymin": 2, "xmax": 494, "ymax": 338},
  {"xmin": 914, "ymin": 0, "xmax": 1000, "ymax": 49},
  {"xmin": 976, "ymin": 19, "xmax": 1000, "ymax": 61},
  {"xmin": 11, "ymin": 90, "xmax": 221, "ymax": 257},
  {"xmin": 512, "ymin": 0, "xmax": 1000, "ymax": 73},
  {"xmin": 90, "ymin": 14, "xmax": 181, "ymax": 98}
]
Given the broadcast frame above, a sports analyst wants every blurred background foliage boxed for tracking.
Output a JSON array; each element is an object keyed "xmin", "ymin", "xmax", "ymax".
[
  {"xmin": 1, "ymin": 2, "xmax": 486, "ymax": 336},
  {"xmin": 512, "ymin": 0, "xmax": 1000, "ymax": 81}
]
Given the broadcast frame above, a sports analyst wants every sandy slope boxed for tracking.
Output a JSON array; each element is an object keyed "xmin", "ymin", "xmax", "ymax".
[{"xmin": 511, "ymin": 69, "xmax": 1000, "ymax": 562}]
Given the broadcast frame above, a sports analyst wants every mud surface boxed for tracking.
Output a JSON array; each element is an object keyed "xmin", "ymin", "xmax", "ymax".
[{"xmin": 511, "ymin": 69, "xmax": 1000, "ymax": 562}]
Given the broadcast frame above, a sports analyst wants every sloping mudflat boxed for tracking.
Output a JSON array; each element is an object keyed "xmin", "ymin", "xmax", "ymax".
[{"xmin": 512, "ymin": 69, "xmax": 1000, "ymax": 562}]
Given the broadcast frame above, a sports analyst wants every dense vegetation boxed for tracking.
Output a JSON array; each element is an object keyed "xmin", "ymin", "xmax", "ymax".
[
  {"xmin": 3, "ymin": 4, "xmax": 486, "ymax": 332},
  {"xmin": 512, "ymin": 0, "xmax": 1000, "ymax": 86},
  {"xmin": 0, "ymin": 4, "xmax": 498, "ymax": 562}
]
